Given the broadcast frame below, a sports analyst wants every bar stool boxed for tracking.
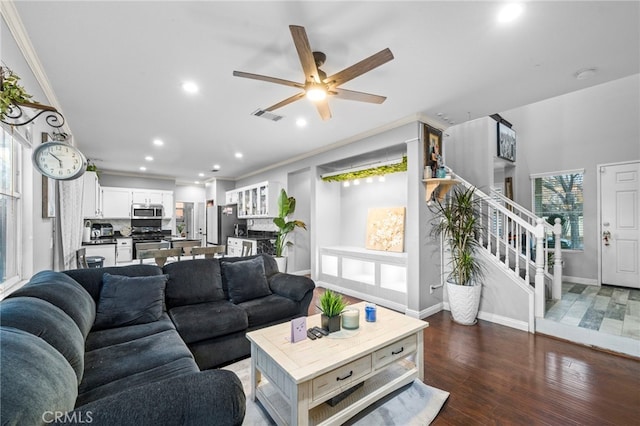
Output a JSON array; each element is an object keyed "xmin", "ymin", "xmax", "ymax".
[{"xmin": 191, "ymin": 246, "xmax": 226, "ymax": 259}]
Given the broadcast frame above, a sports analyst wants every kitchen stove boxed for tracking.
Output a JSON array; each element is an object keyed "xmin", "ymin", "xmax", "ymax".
[{"xmin": 130, "ymin": 219, "xmax": 169, "ymax": 258}]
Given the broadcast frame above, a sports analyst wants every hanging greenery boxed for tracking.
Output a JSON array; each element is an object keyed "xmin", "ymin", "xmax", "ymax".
[
  {"xmin": 322, "ymin": 156, "xmax": 407, "ymax": 182},
  {"xmin": 0, "ymin": 67, "xmax": 33, "ymax": 119}
]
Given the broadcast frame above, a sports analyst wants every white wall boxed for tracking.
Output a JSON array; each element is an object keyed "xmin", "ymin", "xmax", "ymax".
[
  {"xmin": 174, "ymin": 184, "xmax": 205, "ymax": 203},
  {"xmin": 502, "ymin": 74, "xmax": 640, "ymax": 281},
  {"xmin": 336, "ymin": 171, "xmax": 408, "ymax": 247}
]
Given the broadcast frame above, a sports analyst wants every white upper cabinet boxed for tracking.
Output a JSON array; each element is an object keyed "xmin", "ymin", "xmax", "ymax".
[
  {"xmin": 82, "ymin": 171, "xmax": 102, "ymax": 219},
  {"xmin": 101, "ymin": 187, "xmax": 132, "ymax": 218},
  {"xmin": 132, "ymin": 190, "xmax": 163, "ymax": 205},
  {"xmin": 236, "ymin": 181, "xmax": 280, "ymax": 218}
]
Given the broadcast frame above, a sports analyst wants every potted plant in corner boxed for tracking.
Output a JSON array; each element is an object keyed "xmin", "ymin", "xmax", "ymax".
[
  {"xmin": 273, "ymin": 188, "xmax": 306, "ymax": 272},
  {"xmin": 431, "ymin": 185, "xmax": 485, "ymax": 325},
  {"xmin": 318, "ymin": 289, "xmax": 347, "ymax": 333}
]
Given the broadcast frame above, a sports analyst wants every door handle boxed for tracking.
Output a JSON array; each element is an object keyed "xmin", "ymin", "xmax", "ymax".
[{"xmin": 603, "ymin": 230, "xmax": 611, "ymax": 246}]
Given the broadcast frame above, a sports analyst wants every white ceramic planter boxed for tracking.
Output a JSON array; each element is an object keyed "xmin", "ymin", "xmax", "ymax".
[
  {"xmin": 274, "ymin": 256, "xmax": 287, "ymax": 273},
  {"xmin": 446, "ymin": 281, "xmax": 482, "ymax": 325}
]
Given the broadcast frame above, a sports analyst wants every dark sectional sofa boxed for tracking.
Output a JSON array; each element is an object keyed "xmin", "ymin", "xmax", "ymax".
[{"xmin": 0, "ymin": 254, "xmax": 315, "ymax": 425}]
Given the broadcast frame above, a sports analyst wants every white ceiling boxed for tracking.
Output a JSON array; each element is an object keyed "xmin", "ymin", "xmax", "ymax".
[{"xmin": 10, "ymin": 1, "xmax": 639, "ymax": 182}]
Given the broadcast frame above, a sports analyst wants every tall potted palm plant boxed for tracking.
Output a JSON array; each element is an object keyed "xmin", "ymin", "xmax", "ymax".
[
  {"xmin": 431, "ymin": 185, "xmax": 485, "ymax": 325},
  {"xmin": 273, "ymin": 188, "xmax": 306, "ymax": 272}
]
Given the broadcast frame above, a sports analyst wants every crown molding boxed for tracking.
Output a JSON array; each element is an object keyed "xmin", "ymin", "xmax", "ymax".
[{"xmin": 1, "ymin": 1, "xmax": 70, "ymax": 134}]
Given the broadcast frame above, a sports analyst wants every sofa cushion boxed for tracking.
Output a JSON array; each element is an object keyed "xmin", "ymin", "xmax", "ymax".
[
  {"xmin": 0, "ymin": 297, "xmax": 85, "ymax": 383},
  {"xmin": 163, "ymin": 259, "xmax": 225, "ymax": 308},
  {"xmin": 0, "ymin": 327, "xmax": 78, "ymax": 426},
  {"xmin": 221, "ymin": 256, "xmax": 271, "ymax": 303},
  {"xmin": 8, "ymin": 270, "xmax": 96, "ymax": 338},
  {"xmin": 78, "ymin": 329, "xmax": 198, "ymax": 406},
  {"xmin": 94, "ymin": 273, "xmax": 168, "ymax": 330},
  {"xmin": 64, "ymin": 264, "xmax": 163, "ymax": 302},
  {"xmin": 169, "ymin": 301, "xmax": 248, "ymax": 344},
  {"xmin": 85, "ymin": 314, "xmax": 176, "ymax": 352},
  {"xmin": 239, "ymin": 294, "xmax": 300, "ymax": 328}
]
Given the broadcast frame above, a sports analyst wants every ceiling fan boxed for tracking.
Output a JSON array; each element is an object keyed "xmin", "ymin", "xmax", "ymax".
[{"xmin": 233, "ymin": 25, "xmax": 394, "ymax": 121}]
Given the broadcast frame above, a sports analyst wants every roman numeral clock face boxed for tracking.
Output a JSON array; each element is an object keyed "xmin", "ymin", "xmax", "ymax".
[{"xmin": 33, "ymin": 141, "xmax": 87, "ymax": 180}]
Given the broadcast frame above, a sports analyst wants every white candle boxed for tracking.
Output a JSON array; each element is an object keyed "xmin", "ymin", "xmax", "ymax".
[{"xmin": 342, "ymin": 309, "xmax": 360, "ymax": 330}]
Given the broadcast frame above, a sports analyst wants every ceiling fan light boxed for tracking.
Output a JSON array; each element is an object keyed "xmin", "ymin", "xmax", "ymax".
[{"xmin": 306, "ymin": 87, "xmax": 327, "ymax": 102}]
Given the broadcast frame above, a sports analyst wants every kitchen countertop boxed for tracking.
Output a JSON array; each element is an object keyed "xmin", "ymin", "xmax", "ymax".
[{"xmin": 82, "ymin": 239, "xmax": 116, "ymax": 245}]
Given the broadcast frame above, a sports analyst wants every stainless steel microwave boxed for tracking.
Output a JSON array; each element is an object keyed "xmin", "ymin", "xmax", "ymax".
[{"xmin": 131, "ymin": 204, "xmax": 163, "ymax": 219}]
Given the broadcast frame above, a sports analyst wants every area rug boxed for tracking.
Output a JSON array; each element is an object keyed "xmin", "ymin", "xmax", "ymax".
[{"xmin": 222, "ymin": 358, "xmax": 449, "ymax": 425}]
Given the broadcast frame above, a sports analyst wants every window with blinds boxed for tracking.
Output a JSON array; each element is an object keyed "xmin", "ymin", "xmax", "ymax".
[{"xmin": 531, "ymin": 170, "xmax": 584, "ymax": 251}]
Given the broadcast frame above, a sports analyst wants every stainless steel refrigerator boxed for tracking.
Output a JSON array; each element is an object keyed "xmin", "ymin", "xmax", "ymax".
[{"xmin": 206, "ymin": 203, "xmax": 245, "ymax": 246}]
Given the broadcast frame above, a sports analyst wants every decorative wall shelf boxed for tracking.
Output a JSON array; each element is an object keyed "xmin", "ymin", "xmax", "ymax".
[{"xmin": 422, "ymin": 178, "xmax": 460, "ymax": 201}]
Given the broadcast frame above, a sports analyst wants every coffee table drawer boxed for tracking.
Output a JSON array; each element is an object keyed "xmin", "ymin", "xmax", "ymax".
[
  {"xmin": 312, "ymin": 355, "xmax": 372, "ymax": 400},
  {"xmin": 373, "ymin": 334, "xmax": 417, "ymax": 369}
]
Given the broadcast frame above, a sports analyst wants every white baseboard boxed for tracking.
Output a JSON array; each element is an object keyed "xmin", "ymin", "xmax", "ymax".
[
  {"xmin": 477, "ymin": 311, "xmax": 529, "ymax": 332},
  {"xmin": 563, "ymin": 276, "xmax": 599, "ymax": 286},
  {"xmin": 442, "ymin": 302, "xmax": 529, "ymax": 332},
  {"xmin": 406, "ymin": 303, "xmax": 443, "ymax": 319}
]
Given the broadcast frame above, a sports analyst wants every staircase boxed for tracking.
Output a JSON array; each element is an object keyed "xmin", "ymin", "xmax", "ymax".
[{"xmin": 447, "ymin": 170, "xmax": 564, "ymax": 323}]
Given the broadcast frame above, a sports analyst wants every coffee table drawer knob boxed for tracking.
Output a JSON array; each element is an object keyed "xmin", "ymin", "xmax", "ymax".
[{"xmin": 336, "ymin": 371, "xmax": 353, "ymax": 381}]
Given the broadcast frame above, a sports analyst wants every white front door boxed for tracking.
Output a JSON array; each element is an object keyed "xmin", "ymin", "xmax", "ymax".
[{"xmin": 600, "ymin": 162, "xmax": 640, "ymax": 288}]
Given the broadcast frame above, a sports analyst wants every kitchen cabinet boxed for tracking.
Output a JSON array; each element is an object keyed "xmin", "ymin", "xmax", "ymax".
[
  {"xmin": 102, "ymin": 187, "xmax": 132, "ymax": 218},
  {"xmin": 132, "ymin": 190, "xmax": 163, "ymax": 205},
  {"xmin": 84, "ymin": 244, "xmax": 116, "ymax": 267},
  {"xmin": 227, "ymin": 237, "xmax": 257, "ymax": 257},
  {"xmin": 162, "ymin": 192, "xmax": 174, "ymax": 218},
  {"xmin": 225, "ymin": 190, "xmax": 238, "ymax": 205},
  {"xmin": 236, "ymin": 181, "xmax": 280, "ymax": 218},
  {"xmin": 82, "ymin": 171, "xmax": 102, "ymax": 219},
  {"xmin": 116, "ymin": 238, "xmax": 133, "ymax": 263}
]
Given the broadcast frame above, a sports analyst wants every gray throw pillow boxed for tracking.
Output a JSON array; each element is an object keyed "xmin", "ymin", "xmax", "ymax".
[
  {"xmin": 221, "ymin": 256, "xmax": 271, "ymax": 303},
  {"xmin": 94, "ymin": 273, "xmax": 168, "ymax": 330}
]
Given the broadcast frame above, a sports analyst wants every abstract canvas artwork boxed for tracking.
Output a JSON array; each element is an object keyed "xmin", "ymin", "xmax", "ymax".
[{"xmin": 366, "ymin": 207, "xmax": 406, "ymax": 252}]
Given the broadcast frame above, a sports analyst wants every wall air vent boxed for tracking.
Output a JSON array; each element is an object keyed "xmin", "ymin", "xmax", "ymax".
[{"xmin": 251, "ymin": 109, "xmax": 283, "ymax": 122}]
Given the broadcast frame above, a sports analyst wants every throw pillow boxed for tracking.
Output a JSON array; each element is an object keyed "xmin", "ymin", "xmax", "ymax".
[
  {"xmin": 221, "ymin": 256, "xmax": 271, "ymax": 303},
  {"xmin": 94, "ymin": 273, "xmax": 168, "ymax": 330}
]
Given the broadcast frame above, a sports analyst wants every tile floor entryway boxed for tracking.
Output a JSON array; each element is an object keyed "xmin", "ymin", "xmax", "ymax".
[{"xmin": 545, "ymin": 283, "xmax": 640, "ymax": 341}]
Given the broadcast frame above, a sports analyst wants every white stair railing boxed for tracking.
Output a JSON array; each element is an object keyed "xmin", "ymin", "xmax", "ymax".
[{"xmin": 443, "ymin": 170, "xmax": 563, "ymax": 316}]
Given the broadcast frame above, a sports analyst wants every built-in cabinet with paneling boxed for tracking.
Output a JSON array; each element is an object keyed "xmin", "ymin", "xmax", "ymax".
[
  {"xmin": 84, "ymin": 244, "xmax": 116, "ymax": 267},
  {"xmin": 82, "ymin": 171, "xmax": 102, "ymax": 219},
  {"xmin": 132, "ymin": 190, "xmax": 164, "ymax": 205},
  {"xmin": 116, "ymin": 238, "xmax": 133, "ymax": 263},
  {"xmin": 229, "ymin": 181, "xmax": 280, "ymax": 218}
]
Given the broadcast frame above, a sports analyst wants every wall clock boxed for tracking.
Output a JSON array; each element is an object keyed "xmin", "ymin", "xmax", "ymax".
[{"xmin": 32, "ymin": 140, "xmax": 87, "ymax": 180}]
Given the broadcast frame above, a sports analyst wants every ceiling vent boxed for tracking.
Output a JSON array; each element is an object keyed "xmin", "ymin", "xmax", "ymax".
[{"xmin": 251, "ymin": 109, "xmax": 283, "ymax": 122}]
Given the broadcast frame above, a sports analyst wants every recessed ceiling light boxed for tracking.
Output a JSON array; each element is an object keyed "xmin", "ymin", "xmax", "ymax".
[
  {"xmin": 153, "ymin": 138, "xmax": 164, "ymax": 146},
  {"xmin": 235, "ymin": 152, "xmax": 243, "ymax": 159},
  {"xmin": 139, "ymin": 166, "xmax": 147, "ymax": 171},
  {"xmin": 497, "ymin": 3, "xmax": 524, "ymax": 23},
  {"xmin": 182, "ymin": 81, "xmax": 199, "ymax": 94},
  {"xmin": 194, "ymin": 181, "xmax": 200, "ymax": 184},
  {"xmin": 145, "ymin": 156, "xmax": 153, "ymax": 161},
  {"xmin": 212, "ymin": 164, "xmax": 221, "ymax": 171},
  {"xmin": 296, "ymin": 117, "xmax": 308, "ymax": 127},
  {"xmin": 575, "ymin": 68, "xmax": 597, "ymax": 80},
  {"xmin": 198, "ymin": 173, "xmax": 205, "ymax": 177}
]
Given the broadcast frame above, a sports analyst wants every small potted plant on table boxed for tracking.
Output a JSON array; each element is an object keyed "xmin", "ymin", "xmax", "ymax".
[{"xmin": 319, "ymin": 289, "xmax": 347, "ymax": 333}]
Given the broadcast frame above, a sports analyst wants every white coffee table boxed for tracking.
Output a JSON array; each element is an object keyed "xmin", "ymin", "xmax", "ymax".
[{"xmin": 246, "ymin": 302, "xmax": 429, "ymax": 426}]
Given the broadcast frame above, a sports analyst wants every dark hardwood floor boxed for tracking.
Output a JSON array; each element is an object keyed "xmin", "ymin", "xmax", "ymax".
[{"xmin": 310, "ymin": 288, "xmax": 640, "ymax": 425}]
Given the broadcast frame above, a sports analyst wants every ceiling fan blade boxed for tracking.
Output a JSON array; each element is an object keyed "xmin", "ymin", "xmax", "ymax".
[
  {"xmin": 233, "ymin": 71, "xmax": 304, "ymax": 89},
  {"xmin": 289, "ymin": 25, "xmax": 321, "ymax": 83},
  {"xmin": 265, "ymin": 92, "xmax": 306, "ymax": 112},
  {"xmin": 315, "ymin": 99, "xmax": 332, "ymax": 121},
  {"xmin": 324, "ymin": 48, "xmax": 394, "ymax": 87},
  {"xmin": 331, "ymin": 88, "xmax": 387, "ymax": 104}
]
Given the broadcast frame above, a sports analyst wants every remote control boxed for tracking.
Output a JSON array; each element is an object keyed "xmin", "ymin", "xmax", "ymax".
[
  {"xmin": 313, "ymin": 327, "xmax": 329, "ymax": 336},
  {"xmin": 306, "ymin": 329, "xmax": 317, "ymax": 340},
  {"xmin": 308, "ymin": 328, "xmax": 323, "ymax": 338}
]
